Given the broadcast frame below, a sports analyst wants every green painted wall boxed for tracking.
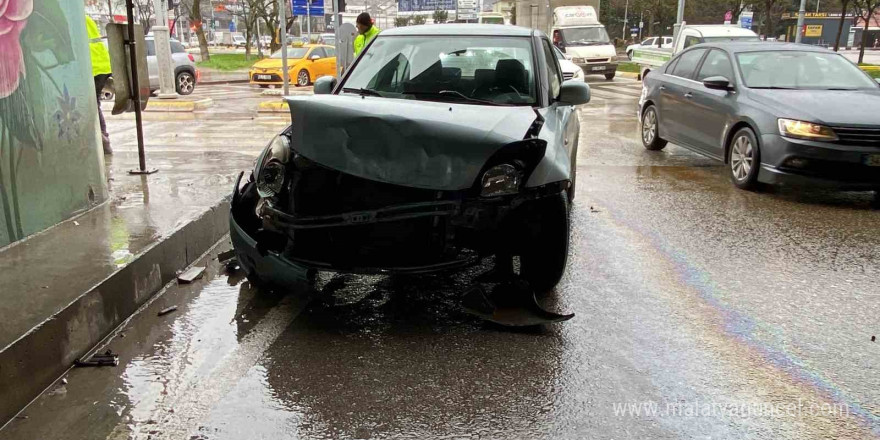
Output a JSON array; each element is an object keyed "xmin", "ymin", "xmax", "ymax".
[{"xmin": 0, "ymin": 0, "xmax": 108, "ymax": 247}]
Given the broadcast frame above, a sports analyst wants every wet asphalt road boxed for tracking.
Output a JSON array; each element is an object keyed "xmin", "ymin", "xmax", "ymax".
[{"xmin": 2, "ymin": 79, "xmax": 880, "ymax": 439}]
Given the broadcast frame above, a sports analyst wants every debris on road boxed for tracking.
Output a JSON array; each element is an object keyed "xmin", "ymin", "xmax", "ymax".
[
  {"xmin": 177, "ymin": 266, "xmax": 206, "ymax": 284},
  {"xmin": 75, "ymin": 350, "xmax": 119, "ymax": 367},
  {"xmin": 462, "ymin": 278, "xmax": 575, "ymax": 327},
  {"xmin": 158, "ymin": 306, "xmax": 178, "ymax": 316},
  {"xmin": 217, "ymin": 249, "xmax": 236, "ymax": 263},
  {"xmin": 872, "ymin": 335, "xmax": 876, "ymax": 342}
]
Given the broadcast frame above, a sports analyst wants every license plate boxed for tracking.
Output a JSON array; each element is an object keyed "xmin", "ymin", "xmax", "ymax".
[
  {"xmin": 864, "ymin": 154, "xmax": 880, "ymax": 166},
  {"xmin": 591, "ymin": 66, "xmax": 606, "ymax": 71},
  {"xmin": 256, "ymin": 75, "xmax": 272, "ymax": 80}
]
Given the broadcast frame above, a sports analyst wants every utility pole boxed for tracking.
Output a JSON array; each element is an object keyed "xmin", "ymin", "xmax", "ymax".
[
  {"xmin": 280, "ymin": 0, "xmax": 290, "ymax": 94},
  {"xmin": 152, "ymin": 0, "xmax": 178, "ymax": 98},
  {"xmin": 672, "ymin": 0, "xmax": 685, "ymax": 48},
  {"xmin": 795, "ymin": 0, "xmax": 806, "ymax": 42},
  {"xmin": 307, "ymin": 0, "xmax": 311, "ymax": 42},
  {"xmin": 622, "ymin": 0, "xmax": 629, "ymax": 41}
]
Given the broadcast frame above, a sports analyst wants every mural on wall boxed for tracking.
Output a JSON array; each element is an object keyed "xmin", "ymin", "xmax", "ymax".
[{"xmin": 0, "ymin": 0, "xmax": 107, "ymax": 246}]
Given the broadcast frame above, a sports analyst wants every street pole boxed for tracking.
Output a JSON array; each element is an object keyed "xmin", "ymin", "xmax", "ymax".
[
  {"xmin": 795, "ymin": 0, "xmax": 806, "ymax": 43},
  {"xmin": 815, "ymin": 0, "xmax": 820, "ymax": 13},
  {"xmin": 125, "ymin": 0, "xmax": 156, "ymax": 175},
  {"xmin": 672, "ymin": 0, "xmax": 685, "ymax": 48},
  {"xmin": 280, "ymin": 0, "xmax": 290, "ymax": 94},
  {"xmin": 639, "ymin": 11, "xmax": 643, "ymax": 40},
  {"xmin": 622, "ymin": 0, "xmax": 628, "ymax": 41},
  {"xmin": 307, "ymin": 0, "xmax": 311, "ymax": 42},
  {"xmin": 152, "ymin": 0, "xmax": 178, "ymax": 98}
]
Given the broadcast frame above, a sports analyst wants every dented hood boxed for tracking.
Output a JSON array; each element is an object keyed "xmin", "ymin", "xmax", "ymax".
[{"xmin": 286, "ymin": 94, "xmax": 538, "ymax": 190}]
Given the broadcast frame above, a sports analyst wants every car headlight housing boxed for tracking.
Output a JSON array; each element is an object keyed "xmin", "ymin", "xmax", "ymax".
[
  {"xmin": 573, "ymin": 68, "xmax": 584, "ymax": 79},
  {"xmin": 777, "ymin": 119, "xmax": 838, "ymax": 141},
  {"xmin": 481, "ymin": 164, "xmax": 521, "ymax": 197},
  {"xmin": 255, "ymin": 134, "xmax": 291, "ymax": 198}
]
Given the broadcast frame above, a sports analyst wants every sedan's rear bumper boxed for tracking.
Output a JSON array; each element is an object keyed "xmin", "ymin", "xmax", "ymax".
[{"xmin": 758, "ymin": 134, "xmax": 880, "ymax": 190}]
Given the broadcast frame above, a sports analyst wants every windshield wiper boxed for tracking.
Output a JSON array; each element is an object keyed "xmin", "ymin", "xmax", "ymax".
[
  {"xmin": 405, "ymin": 90, "xmax": 513, "ymax": 106},
  {"xmin": 342, "ymin": 87, "xmax": 382, "ymax": 97}
]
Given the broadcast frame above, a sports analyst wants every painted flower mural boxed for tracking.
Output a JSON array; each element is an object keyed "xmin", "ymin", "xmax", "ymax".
[{"xmin": 0, "ymin": 0, "xmax": 33, "ymax": 99}]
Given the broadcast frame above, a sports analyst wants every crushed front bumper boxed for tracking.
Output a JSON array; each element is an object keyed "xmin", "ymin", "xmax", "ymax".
[{"xmin": 230, "ymin": 171, "xmax": 567, "ymax": 281}]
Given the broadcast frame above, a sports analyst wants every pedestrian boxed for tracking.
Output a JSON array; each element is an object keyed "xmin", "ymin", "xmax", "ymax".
[
  {"xmin": 353, "ymin": 13, "xmax": 380, "ymax": 56},
  {"xmin": 86, "ymin": 15, "xmax": 113, "ymax": 155}
]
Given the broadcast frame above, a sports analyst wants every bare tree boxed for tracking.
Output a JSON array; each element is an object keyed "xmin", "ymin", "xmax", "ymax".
[
  {"xmin": 833, "ymin": 0, "xmax": 852, "ymax": 51},
  {"xmin": 130, "ymin": 0, "xmax": 156, "ymax": 33},
  {"xmin": 852, "ymin": 0, "xmax": 878, "ymax": 63},
  {"xmin": 179, "ymin": 0, "xmax": 210, "ymax": 60}
]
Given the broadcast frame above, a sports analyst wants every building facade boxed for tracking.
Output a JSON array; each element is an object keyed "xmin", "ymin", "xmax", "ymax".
[{"xmin": 0, "ymin": 0, "xmax": 108, "ymax": 247}]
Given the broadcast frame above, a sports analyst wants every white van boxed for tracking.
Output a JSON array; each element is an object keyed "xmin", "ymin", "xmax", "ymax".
[
  {"xmin": 477, "ymin": 12, "xmax": 506, "ymax": 25},
  {"xmin": 551, "ymin": 6, "xmax": 618, "ymax": 80}
]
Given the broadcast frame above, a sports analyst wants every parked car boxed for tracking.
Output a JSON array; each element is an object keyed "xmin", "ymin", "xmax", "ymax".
[
  {"xmin": 145, "ymin": 36, "xmax": 199, "ymax": 95},
  {"xmin": 318, "ymin": 33, "xmax": 335, "ymax": 46},
  {"xmin": 249, "ymin": 44, "xmax": 337, "ymax": 87},
  {"xmin": 638, "ymin": 42, "xmax": 880, "ymax": 190},
  {"xmin": 626, "ymin": 36, "xmax": 672, "ymax": 59},
  {"xmin": 230, "ymin": 24, "xmax": 591, "ymax": 293},
  {"xmin": 554, "ymin": 45, "xmax": 585, "ymax": 81},
  {"xmin": 233, "ymin": 34, "xmax": 247, "ymax": 48}
]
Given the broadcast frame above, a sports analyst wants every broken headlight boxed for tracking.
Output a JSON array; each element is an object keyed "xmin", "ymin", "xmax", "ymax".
[
  {"xmin": 480, "ymin": 164, "xmax": 521, "ymax": 197},
  {"xmin": 256, "ymin": 134, "xmax": 291, "ymax": 198}
]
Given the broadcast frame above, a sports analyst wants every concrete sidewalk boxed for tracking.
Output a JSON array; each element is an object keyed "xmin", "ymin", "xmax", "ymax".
[{"xmin": 0, "ymin": 111, "xmax": 278, "ymax": 424}]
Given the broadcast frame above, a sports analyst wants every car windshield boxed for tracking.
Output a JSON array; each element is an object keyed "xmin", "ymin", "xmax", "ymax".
[
  {"xmin": 342, "ymin": 35, "xmax": 537, "ymax": 106},
  {"xmin": 561, "ymin": 27, "xmax": 610, "ymax": 45},
  {"xmin": 737, "ymin": 50, "xmax": 878, "ymax": 89},
  {"xmin": 271, "ymin": 48, "xmax": 309, "ymax": 59}
]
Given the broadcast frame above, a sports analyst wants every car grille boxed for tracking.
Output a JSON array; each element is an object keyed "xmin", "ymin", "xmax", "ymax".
[
  {"xmin": 833, "ymin": 126, "xmax": 880, "ymax": 147},
  {"xmin": 586, "ymin": 58, "xmax": 609, "ymax": 63},
  {"xmin": 563, "ymin": 72, "xmax": 574, "ymax": 80}
]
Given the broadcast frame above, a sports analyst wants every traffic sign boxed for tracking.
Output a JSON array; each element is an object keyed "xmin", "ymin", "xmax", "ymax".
[
  {"xmin": 631, "ymin": 27, "xmax": 638, "ymax": 32},
  {"xmin": 724, "ymin": 10, "xmax": 732, "ymax": 21},
  {"xmin": 739, "ymin": 11, "xmax": 753, "ymax": 29},
  {"xmin": 291, "ymin": 0, "xmax": 324, "ymax": 17},
  {"xmin": 639, "ymin": 21, "xmax": 643, "ymax": 28}
]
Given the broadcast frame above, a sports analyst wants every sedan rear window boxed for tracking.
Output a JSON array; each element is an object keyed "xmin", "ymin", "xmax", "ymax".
[
  {"xmin": 737, "ymin": 51, "xmax": 878, "ymax": 89},
  {"xmin": 670, "ymin": 48, "xmax": 706, "ymax": 79}
]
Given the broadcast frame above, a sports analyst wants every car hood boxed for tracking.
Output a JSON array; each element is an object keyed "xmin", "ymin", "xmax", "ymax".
[
  {"xmin": 747, "ymin": 88, "xmax": 880, "ymax": 126},
  {"xmin": 252, "ymin": 58, "xmax": 304, "ymax": 70},
  {"xmin": 558, "ymin": 59, "xmax": 580, "ymax": 74},
  {"xmin": 285, "ymin": 94, "xmax": 539, "ymax": 190}
]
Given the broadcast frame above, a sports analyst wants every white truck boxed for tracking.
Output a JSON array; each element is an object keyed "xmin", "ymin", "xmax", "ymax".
[
  {"xmin": 631, "ymin": 25, "xmax": 759, "ymax": 80},
  {"xmin": 551, "ymin": 6, "xmax": 618, "ymax": 80}
]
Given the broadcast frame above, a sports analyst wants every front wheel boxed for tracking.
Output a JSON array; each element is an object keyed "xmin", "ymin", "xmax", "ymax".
[
  {"xmin": 728, "ymin": 128, "xmax": 761, "ymax": 191},
  {"xmin": 519, "ymin": 192, "xmax": 570, "ymax": 293},
  {"xmin": 176, "ymin": 71, "xmax": 195, "ymax": 95},
  {"xmin": 641, "ymin": 105, "xmax": 667, "ymax": 151},
  {"xmin": 605, "ymin": 71, "xmax": 616, "ymax": 80},
  {"xmin": 627, "ymin": 50, "xmax": 633, "ymax": 60},
  {"xmin": 296, "ymin": 69, "xmax": 311, "ymax": 87}
]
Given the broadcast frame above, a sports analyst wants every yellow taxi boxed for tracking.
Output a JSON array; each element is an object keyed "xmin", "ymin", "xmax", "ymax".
[{"xmin": 249, "ymin": 44, "xmax": 337, "ymax": 87}]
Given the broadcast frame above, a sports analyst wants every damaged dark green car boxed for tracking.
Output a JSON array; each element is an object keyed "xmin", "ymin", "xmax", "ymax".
[{"xmin": 230, "ymin": 25, "xmax": 590, "ymax": 294}]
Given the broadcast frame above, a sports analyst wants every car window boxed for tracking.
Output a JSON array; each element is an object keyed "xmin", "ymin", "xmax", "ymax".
[
  {"xmin": 670, "ymin": 48, "xmax": 706, "ymax": 79},
  {"xmin": 344, "ymin": 35, "xmax": 537, "ymax": 106},
  {"xmin": 325, "ymin": 47, "xmax": 336, "ymax": 57},
  {"xmin": 641, "ymin": 37, "xmax": 655, "ymax": 46},
  {"xmin": 542, "ymin": 39, "xmax": 562, "ymax": 99},
  {"xmin": 683, "ymin": 35, "xmax": 702, "ymax": 49},
  {"xmin": 664, "ymin": 37, "xmax": 673, "ymax": 44},
  {"xmin": 170, "ymin": 41, "xmax": 185, "ymax": 54},
  {"xmin": 696, "ymin": 49, "xmax": 734, "ymax": 81},
  {"xmin": 311, "ymin": 47, "xmax": 326, "ymax": 58},
  {"xmin": 665, "ymin": 57, "xmax": 680, "ymax": 74},
  {"xmin": 145, "ymin": 40, "xmax": 155, "ymax": 56}
]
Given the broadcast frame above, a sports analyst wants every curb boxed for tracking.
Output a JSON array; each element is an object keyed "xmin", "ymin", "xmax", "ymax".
[
  {"xmin": 617, "ymin": 71, "xmax": 640, "ymax": 79},
  {"xmin": 100, "ymin": 98, "xmax": 214, "ymax": 113},
  {"xmin": 0, "ymin": 199, "xmax": 231, "ymax": 425},
  {"xmin": 258, "ymin": 100, "xmax": 290, "ymax": 113}
]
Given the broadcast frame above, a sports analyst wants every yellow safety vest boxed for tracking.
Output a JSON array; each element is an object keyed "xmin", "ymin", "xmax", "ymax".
[
  {"xmin": 86, "ymin": 16, "xmax": 112, "ymax": 76},
  {"xmin": 353, "ymin": 26, "xmax": 380, "ymax": 56}
]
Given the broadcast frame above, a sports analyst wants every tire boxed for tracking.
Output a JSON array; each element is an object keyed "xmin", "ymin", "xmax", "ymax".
[
  {"xmin": 519, "ymin": 192, "xmax": 570, "ymax": 293},
  {"xmin": 641, "ymin": 105, "xmax": 667, "ymax": 151},
  {"xmin": 296, "ymin": 69, "xmax": 311, "ymax": 87},
  {"xmin": 727, "ymin": 127, "xmax": 761, "ymax": 191},
  {"xmin": 627, "ymin": 50, "xmax": 633, "ymax": 60},
  {"xmin": 176, "ymin": 71, "xmax": 195, "ymax": 95},
  {"xmin": 101, "ymin": 87, "xmax": 115, "ymax": 102},
  {"xmin": 605, "ymin": 71, "xmax": 616, "ymax": 80}
]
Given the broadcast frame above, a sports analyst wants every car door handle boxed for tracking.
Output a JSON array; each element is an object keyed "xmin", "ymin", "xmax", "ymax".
[{"xmin": 684, "ymin": 92, "xmax": 693, "ymax": 99}]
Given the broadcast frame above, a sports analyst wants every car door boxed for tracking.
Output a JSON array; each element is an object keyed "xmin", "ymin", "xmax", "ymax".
[
  {"xmin": 323, "ymin": 46, "xmax": 338, "ymax": 77},
  {"xmin": 312, "ymin": 47, "xmax": 334, "ymax": 78},
  {"xmin": 538, "ymin": 39, "xmax": 578, "ymax": 188},
  {"xmin": 145, "ymin": 39, "xmax": 159, "ymax": 88},
  {"xmin": 688, "ymin": 49, "xmax": 737, "ymax": 158},
  {"xmin": 658, "ymin": 48, "xmax": 707, "ymax": 147}
]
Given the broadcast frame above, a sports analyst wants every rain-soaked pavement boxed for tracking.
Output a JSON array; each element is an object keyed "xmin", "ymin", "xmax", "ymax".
[{"xmin": 2, "ymin": 80, "xmax": 879, "ymax": 439}]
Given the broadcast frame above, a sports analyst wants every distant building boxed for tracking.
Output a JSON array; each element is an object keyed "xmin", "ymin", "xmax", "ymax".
[{"xmin": 780, "ymin": 12, "xmax": 857, "ymax": 48}]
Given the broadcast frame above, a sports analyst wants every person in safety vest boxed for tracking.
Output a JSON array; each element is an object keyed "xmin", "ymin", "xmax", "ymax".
[
  {"xmin": 353, "ymin": 13, "xmax": 380, "ymax": 56},
  {"xmin": 86, "ymin": 15, "xmax": 113, "ymax": 155}
]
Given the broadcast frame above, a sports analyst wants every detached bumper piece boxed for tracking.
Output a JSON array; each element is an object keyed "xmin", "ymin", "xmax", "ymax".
[{"xmin": 461, "ymin": 279, "xmax": 574, "ymax": 327}]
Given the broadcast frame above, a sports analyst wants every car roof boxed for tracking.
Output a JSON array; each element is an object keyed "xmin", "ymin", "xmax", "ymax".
[
  {"xmin": 381, "ymin": 24, "xmax": 536, "ymax": 37},
  {"xmin": 685, "ymin": 25, "xmax": 758, "ymax": 37},
  {"xmin": 697, "ymin": 41, "xmax": 837, "ymax": 54}
]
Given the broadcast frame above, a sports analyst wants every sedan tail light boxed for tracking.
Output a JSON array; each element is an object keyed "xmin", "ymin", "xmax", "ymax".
[{"xmin": 188, "ymin": 53, "xmax": 195, "ymax": 62}]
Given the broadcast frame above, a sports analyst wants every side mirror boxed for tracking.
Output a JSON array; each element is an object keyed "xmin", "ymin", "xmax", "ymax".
[
  {"xmin": 310, "ymin": 54, "xmax": 321, "ymax": 61},
  {"xmin": 314, "ymin": 76, "xmax": 337, "ymax": 94},
  {"xmin": 703, "ymin": 76, "xmax": 734, "ymax": 91},
  {"xmin": 558, "ymin": 81, "xmax": 590, "ymax": 106}
]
